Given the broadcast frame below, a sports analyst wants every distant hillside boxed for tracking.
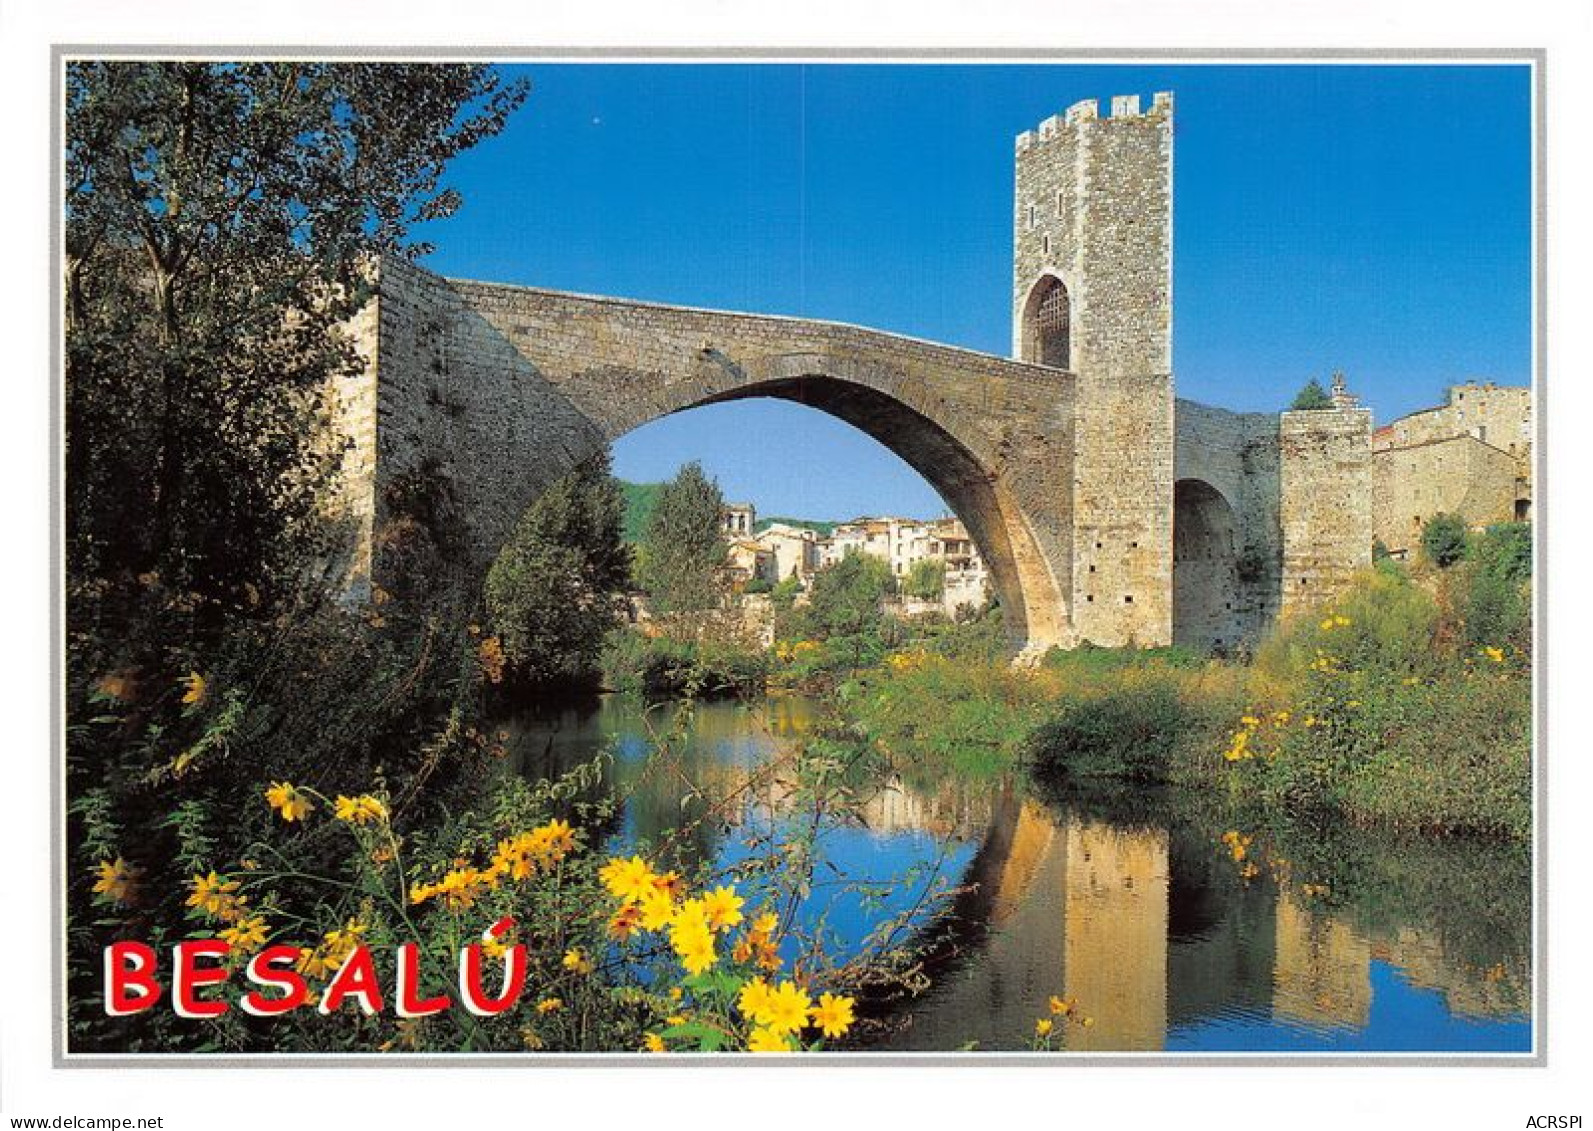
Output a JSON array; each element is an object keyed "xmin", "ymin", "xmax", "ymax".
[
  {"xmin": 617, "ymin": 481, "xmax": 834, "ymax": 543},
  {"xmin": 618, "ymin": 480, "xmax": 665, "ymax": 543},
  {"xmin": 755, "ymin": 516, "xmax": 836, "ymax": 537}
]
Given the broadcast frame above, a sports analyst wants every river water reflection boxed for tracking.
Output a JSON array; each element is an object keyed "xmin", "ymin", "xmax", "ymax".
[{"xmin": 503, "ymin": 693, "xmax": 1531, "ymax": 1054}]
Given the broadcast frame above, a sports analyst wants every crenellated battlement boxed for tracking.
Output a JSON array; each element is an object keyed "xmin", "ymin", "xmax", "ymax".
[{"xmin": 1015, "ymin": 90, "xmax": 1174, "ymax": 151}]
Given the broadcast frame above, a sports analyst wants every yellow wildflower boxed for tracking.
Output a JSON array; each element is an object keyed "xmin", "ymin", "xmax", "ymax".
[
  {"xmin": 296, "ymin": 947, "xmax": 333, "ymax": 979},
  {"xmin": 433, "ymin": 867, "xmax": 488, "ymax": 911},
  {"xmin": 536, "ymin": 998, "xmax": 562, "ymax": 1014},
  {"xmin": 643, "ymin": 1033, "xmax": 667, "ymax": 1053},
  {"xmin": 91, "ymin": 857, "xmax": 138, "ymax": 906},
  {"xmin": 670, "ymin": 908, "xmax": 717, "ymax": 975},
  {"xmin": 478, "ymin": 636, "xmax": 507, "ymax": 683},
  {"xmin": 218, "ymin": 915, "xmax": 269, "ymax": 953},
  {"xmin": 180, "ymin": 671, "xmax": 208, "ymax": 706},
  {"xmin": 185, "ymin": 871, "xmax": 241, "ymax": 918},
  {"xmin": 599, "ymin": 855, "xmax": 657, "ymax": 904},
  {"xmin": 536, "ymin": 818, "xmax": 578, "ymax": 861},
  {"xmin": 1035, "ymin": 1018, "xmax": 1054, "ymax": 1037},
  {"xmin": 638, "ymin": 887, "xmax": 678, "ymax": 932},
  {"xmin": 810, "ymin": 992, "xmax": 856, "ymax": 1039},
  {"xmin": 701, "ymin": 885, "xmax": 745, "ymax": 932},
  {"xmin": 1319, "ymin": 617, "xmax": 1336, "ymax": 631},
  {"xmin": 333, "ymin": 794, "xmax": 387, "ymax": 825},
  {"xmin": 738, "ymin": 978, "xmax": 776, "ymax": 1026},
  {"xmin": 762, "ymin": 980, "xmax": 812, "ymax": 1035},
  {"xmin": 1483, "ymin": 646, "xmax": 1505, "ymax": 663},
  {"xmin": 265, "ymin": 781, "xmax": 314, "ymax": 822},
  {"xmin": 561, "ymin": 948, "xmax": 594, "ymax": 975},
  {"xmin": 608, "ymin": 903, "xmax": 643, "ymax": 941},
  {"xmin": 747, "ymin": 1026, "xmax": 792, "ymax": 1052},
  {"xmin": 1049, "ymin": 995, "xmax": 1072, "ymax": 1016}
]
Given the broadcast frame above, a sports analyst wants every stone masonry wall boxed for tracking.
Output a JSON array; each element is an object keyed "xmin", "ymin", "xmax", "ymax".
[
  {"xmin": 1279, "ymin": 407, "xmax": 1374, "ymax": 621},
  {"xmin": 1371, "ymin": 435, "xmax": 1519, "ymax": 556}
]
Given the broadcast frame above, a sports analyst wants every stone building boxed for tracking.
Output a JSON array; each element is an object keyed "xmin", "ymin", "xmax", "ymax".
[
  {"xmin": 725, "ymin": 537, "xmax": 773, "ymax": 587},
  {"xmin": 720, "ymin": 502, "xmax": 756, "ymax": 537},
  {"xmin": 1371, "ymin": 382, "xmax": 1532, "ymax": 557},
  {"xmin": 754, "ymin": 521, "xmax": 821, "ymax": 582}
]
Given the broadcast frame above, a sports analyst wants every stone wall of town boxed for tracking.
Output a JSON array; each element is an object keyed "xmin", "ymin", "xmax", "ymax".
[
  {"xmin": 1370, "ymin": 383, "xmax": 1532, "ymax": 552},
  {"xmin": 1173, "ymin": 400, "xmax": 1284, "ymax": 650}
]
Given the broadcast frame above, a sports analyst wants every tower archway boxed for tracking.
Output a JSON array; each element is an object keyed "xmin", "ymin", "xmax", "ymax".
[{"xmin": 1019, "ymin": 274, "xmax": 1073, "ymax": 369}]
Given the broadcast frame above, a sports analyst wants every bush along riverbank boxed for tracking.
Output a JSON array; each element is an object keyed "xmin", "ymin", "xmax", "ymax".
[
  {"xmin": 849, "ymin": 535, "xmax": 1531, "ymax": 843},
  {"xmin": 1211, "ymin": 552, "xmax": 1531, "ymax": 840}
]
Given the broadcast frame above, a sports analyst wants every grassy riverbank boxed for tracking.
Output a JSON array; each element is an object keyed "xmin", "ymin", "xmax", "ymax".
[{"xmin": 847, "ymin": 539, "xmax": 1532, "ymax": 842}]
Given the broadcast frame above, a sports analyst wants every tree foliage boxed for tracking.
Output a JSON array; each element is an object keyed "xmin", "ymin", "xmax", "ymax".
[
  {"xmin": 902, "ymin": 557, "xmax": 946, "ymax": 600},
  {"xmin": 1421, "ymin": 512, "xmax": 1470, "ymax": 568},
  {"xmin": 636, "ymin": 461, "xmax": 727, "ymax": 615},
  {"xmin": 484, "ymin": 451, "xmax": 631, "ymax": 691},
  {"xmin": 65, "ymin": 62, "xmax": 528, "ymax": 624},
  {"xmin": 1290, "ymin": 378, "xmax": 1335, "ymax": 410},
  {"xmin": 805, "ymin": 551, "xmax": 897, "ymax": 639}
]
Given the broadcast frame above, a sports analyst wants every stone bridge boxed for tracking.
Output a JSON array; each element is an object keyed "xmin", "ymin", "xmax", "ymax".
[{"xmin": 329, "ymin": 91, "xmax": 1372, "ymax": 656}]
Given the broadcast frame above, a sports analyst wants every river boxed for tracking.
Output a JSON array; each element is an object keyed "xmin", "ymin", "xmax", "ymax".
[{"xmin": 500, "ymin": 692, "xmax": 1531, "ymax": 1054}]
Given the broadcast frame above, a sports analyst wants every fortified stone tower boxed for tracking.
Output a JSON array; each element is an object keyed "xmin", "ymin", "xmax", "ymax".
[{"xmin": 1014, "ymin": 93, "xmax": 1176, "ymax": 646}]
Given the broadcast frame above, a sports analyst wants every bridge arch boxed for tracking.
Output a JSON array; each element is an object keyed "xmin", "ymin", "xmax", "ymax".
[
  {"xmin": 613, "ymin": 371, "xmax": 1069, "ymax": 651},
  {"xmin": 345, "ymin": 260, "xmax": 1079, "ymax": 654},
  {"xmin": 1172, "ymin": 477, "xmax": 1242, "ymax": 652}
]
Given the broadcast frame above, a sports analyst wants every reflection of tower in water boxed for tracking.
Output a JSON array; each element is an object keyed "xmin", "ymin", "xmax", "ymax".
[
  {"xmin": 1271, "ymin": 894, "xmax": 1371, "ymax": 1031},
  {"xmin": 1061, "ymin": 818, "xmax": 1170, "ymax": 1051}
]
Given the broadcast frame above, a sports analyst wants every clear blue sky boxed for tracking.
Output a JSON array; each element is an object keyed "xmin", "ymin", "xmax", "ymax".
[{"xmin": 421, "ymin": 63, "xmax": 1532, "ymax": 522}]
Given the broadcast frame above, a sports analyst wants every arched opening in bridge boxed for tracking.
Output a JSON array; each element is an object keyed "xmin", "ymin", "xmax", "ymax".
[
  {"xmin": 1172, "ymin": 478, "xmax": 1242, "ymax": 653},
  {"xmin": 1020, "ymin": 274, "xmax": 1072, "ymax": 369},
  {"xmin": 610, "ymin": 395, "xmax": 1002, "ymax": 626}
]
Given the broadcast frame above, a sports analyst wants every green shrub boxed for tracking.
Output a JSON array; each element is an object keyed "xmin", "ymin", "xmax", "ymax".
[
  {"xmin": 1254, "ymin": 566, "xmax": 1441, "ymax": 683},
  {"xmin": 1290, "ymin": 378, "xmax": 1334, "ymax": 410},
  {"xmin": 601, "ymin": 629, "xmax": 768, "ymax": 700},
  {"xmin": 1421, "ymin": 513, "xmax": 1470, "ymax": 568},
  {"xmin": 1027, "ymin": 680, "xmax": 1195, "ymax": 783}
]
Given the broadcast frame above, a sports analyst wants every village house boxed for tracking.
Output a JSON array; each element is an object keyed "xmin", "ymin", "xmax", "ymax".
[{"xmin": 1370, "ymin": 382, "xmax": 1532, "ymax": 557}]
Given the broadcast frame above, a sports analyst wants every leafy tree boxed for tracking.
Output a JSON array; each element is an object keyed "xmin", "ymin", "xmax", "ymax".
[
  {"xmin": 806, "ymin": 551, "xmax": 896, "ymax": 639},
  {"xmin": 1290, "ymin": 378, "xmax": 1335, "ymax": 410},
  {"xmin": 484, "ymin": 451, "xmax": 631, "ymax": 691},
  {"xmin": 66, "ymin": 62, "xmax": 527, "ymax": 622},
  {"xmin": 636, "ymin": 461, "xmax": 727, "ymax": 615},
  {"xmin": 1460, "ymin": 522, "xmax": 1532, "ymax": 650},
  {"xmin": 1421, "ymin": 513, "xmax": 1470, "ymax": 568},
  {"xmin": 902, "ymin": 557, "xmax": 946, "ymax": 600}
]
